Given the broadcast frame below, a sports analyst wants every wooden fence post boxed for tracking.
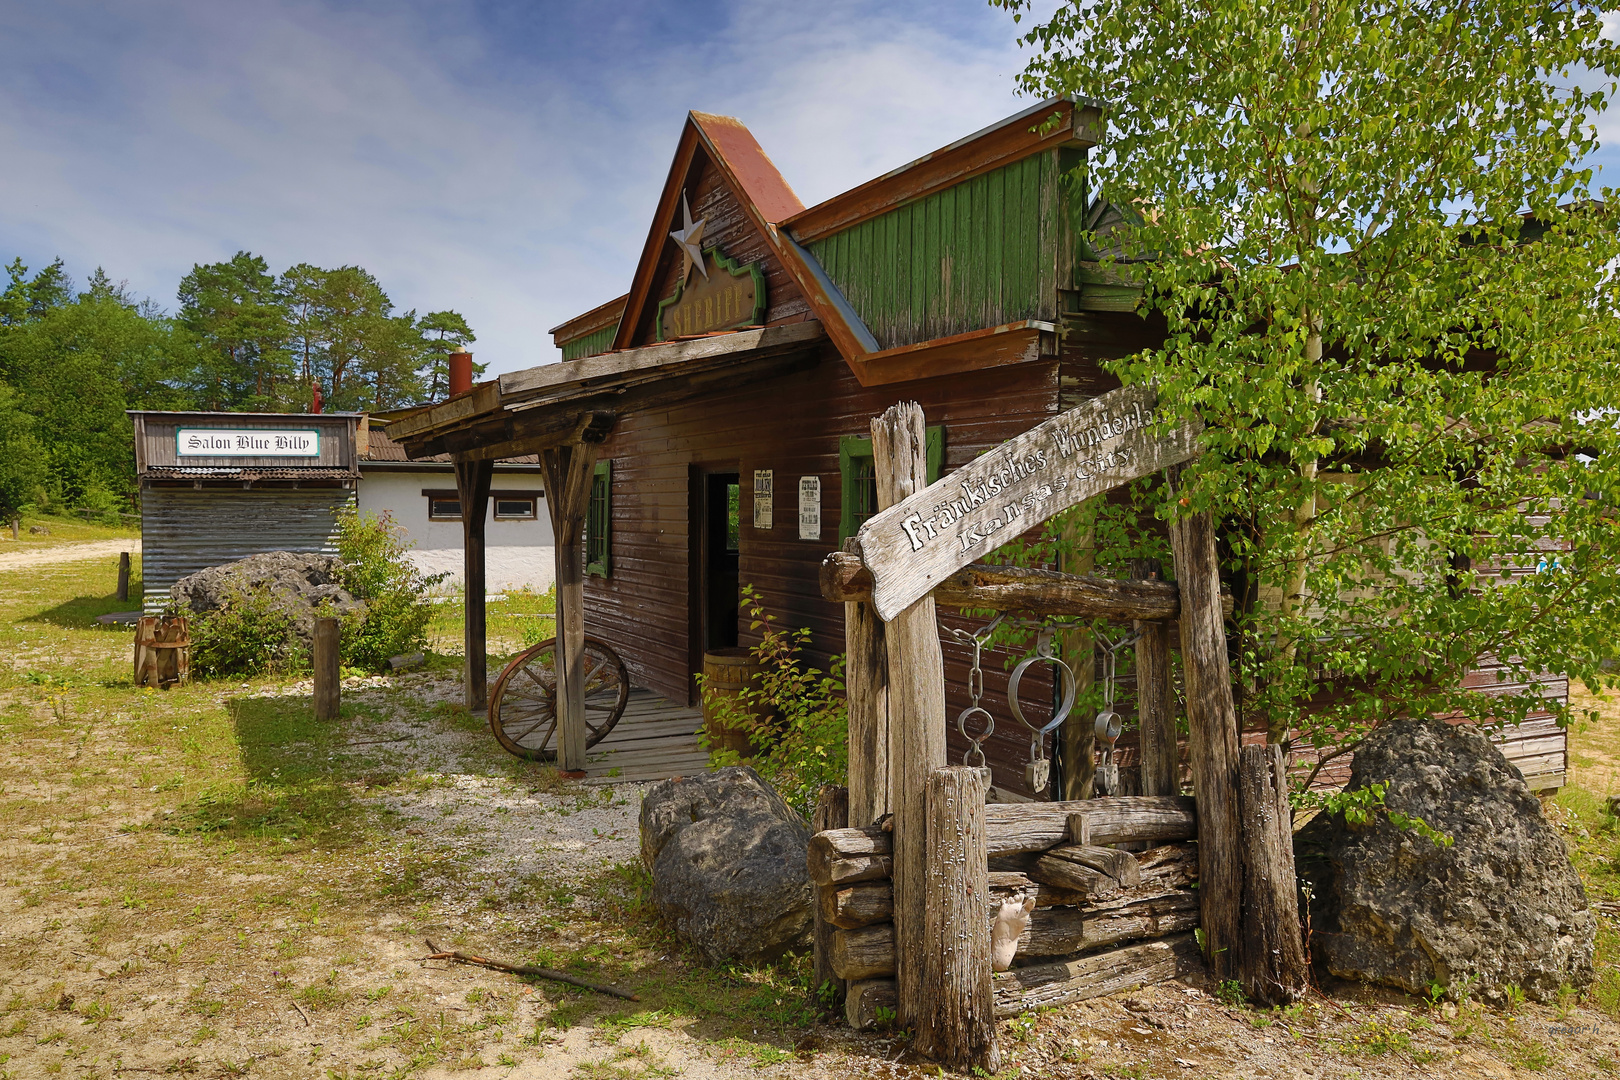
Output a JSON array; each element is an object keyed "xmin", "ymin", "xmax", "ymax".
[
  {"xmin": 1165, "ymin": 465, "xmax": 1242, "ymax": 980},
  {"xmin": 918, "ymin": 766, "xmax": 998, "ymax": 1072},
  {"xmin": 1238, "ymin": 743, "xmax": 1308, "ymax": 1004},
  {"xmin": 314, "ymin": 616, "xmax": 341, "ymax": 721},
  {"xmin": 116, "ymin": 552, "xmax": 131, "ymax": 602},
  {"xmin": 870, "ymin": 402, "xmax": 947, "ymax": 1029},
  {"xmin": 812, "ymin": 784, "xmax": 851, "ymax": 1007},
  {"xmin": 1130, "ymin": 558, "xmax": 1176, "ymax": 797},
  {"xmin": 1135, "ymin": 619, "xmax": 1176, "ymax": 795},
  {"xmin": 844, "ymin": 538, "xmax": 890, "ymax": 828},
  {"xmin": 1058, "ymin": 515, "xmax": 1096, "ymax": 799}
]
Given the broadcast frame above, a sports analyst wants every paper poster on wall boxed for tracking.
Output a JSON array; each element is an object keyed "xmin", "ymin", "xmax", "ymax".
[
  {"xmin": 753, "ymin": 469, "xmax": 774, "ymax": 529},
  {"xmin": 798, "ymin": 476, "xmax": 821, "ymax": 541}
]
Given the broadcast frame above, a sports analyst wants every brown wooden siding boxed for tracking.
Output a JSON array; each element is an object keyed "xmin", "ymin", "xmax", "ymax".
[
  {"xmin": 628, "ymin": 148, "xmax": 812, "ymax": 347},
  {"xmin": 584, "ymin": 346, "xmax": 1063, "ymax": 797}
]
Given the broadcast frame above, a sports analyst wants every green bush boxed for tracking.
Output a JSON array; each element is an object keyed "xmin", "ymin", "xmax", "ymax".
[
  {"xmin": 696, "ymin": 584, "xmax": 847, "ymax": 816},
  {"xmin": 334, "ymin": 508, "xmax": 445, "ymax": 670},
  {"xmin": 186, "ymin": 508, "xmax": 443, "ymax": 679},
  {"xmin": 187, "ymin": 582, "xmax": 306, "ymax": 678}
]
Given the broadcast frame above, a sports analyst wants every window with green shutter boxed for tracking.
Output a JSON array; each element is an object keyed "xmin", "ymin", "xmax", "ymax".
[
  {"xmin": 585, "ymin": 459, "xmax": 611, "ymax": 577},
  {"xmin": 839, "ymin": 426, "xmax": 943, "ymax": 542}
]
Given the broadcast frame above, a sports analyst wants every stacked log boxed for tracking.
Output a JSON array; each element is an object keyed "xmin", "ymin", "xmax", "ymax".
[{"xmin": 810, "ymin": 796, "xmax": 1204, "ymax": 1027}]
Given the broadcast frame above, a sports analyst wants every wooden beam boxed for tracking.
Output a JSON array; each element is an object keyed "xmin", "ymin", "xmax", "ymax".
[
  {"xmin": 918, "ymin": 766, "xmax": 997, "ymax": 1073},
  {"xmin": 540, "ymin": 441, "xmax": 602, "ymax": 773},
  {"xmin": 1136, "ymin": 615, "xmax": 1177, "ymax": 796},
  {"xmin": 984, "ymin": 796, "xmax": 1197, "ymax": 855},
  {"xmin": 502, "ymin": 321, "xmax": 825, "ymax": 401},
  {"xmin": 871, "ymin": 401, "xmax": 947, "ymax": 1031},
  {"xmin": 455, "ymin": 457, "xmax": 495, "ymax": 714},
  {"xmin": 1166, "ymin": 465, "xmax": 1243, "ymax": 982},
  {"xmin": 992, "ymin": 933, "xmax": 1203, "ymax": 1018},
  {"xmin": 820, "ymin": 551, "xmax": 1189, "ymax": 620}
]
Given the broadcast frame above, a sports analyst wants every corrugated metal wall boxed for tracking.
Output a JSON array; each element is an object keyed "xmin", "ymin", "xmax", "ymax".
[
  {"xmin": 806, "ymin": 148, "xmax": 1081, "ymax": 349},
  {"xmin": 141, "ymin": 488, "xmax": 356, "ymax": 611}
]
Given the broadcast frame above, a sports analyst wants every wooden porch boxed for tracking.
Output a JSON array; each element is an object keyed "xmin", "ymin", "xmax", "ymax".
[{"xmin": 581, "ymin": 688, "xmax": 710, "ymax": 785}]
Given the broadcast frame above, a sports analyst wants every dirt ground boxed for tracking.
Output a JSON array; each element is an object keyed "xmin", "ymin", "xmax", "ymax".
[{"xmin": 3, "ymin": 551, "xmax": 1620, "ymax": 1079}]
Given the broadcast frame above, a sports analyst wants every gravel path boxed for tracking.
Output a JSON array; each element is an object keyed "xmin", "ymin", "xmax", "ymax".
[{"xmin": 0, "ymin": 537, "xmax": 141, "ymax": 570}]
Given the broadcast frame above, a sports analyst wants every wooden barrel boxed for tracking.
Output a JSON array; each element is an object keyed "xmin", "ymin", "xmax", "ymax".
[{"xmin": 702, "ymin": 648, "xmax": 768, "ymax": 757}]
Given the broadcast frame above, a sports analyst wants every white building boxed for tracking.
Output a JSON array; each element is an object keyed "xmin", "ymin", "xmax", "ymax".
[{"xmin": 358, "ymin": 426, "xmax": 555, "ymax": 594}]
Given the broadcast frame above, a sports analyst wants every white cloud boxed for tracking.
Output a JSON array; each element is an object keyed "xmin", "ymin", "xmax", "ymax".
[{"xmin": 0, "ymin": 0, "xmax": 1034, "ymax": 376}]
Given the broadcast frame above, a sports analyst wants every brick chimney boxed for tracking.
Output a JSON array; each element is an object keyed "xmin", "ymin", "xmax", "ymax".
[{"xmin": 449, "ymin": 351, "xmax": 474, "ymax": 397}]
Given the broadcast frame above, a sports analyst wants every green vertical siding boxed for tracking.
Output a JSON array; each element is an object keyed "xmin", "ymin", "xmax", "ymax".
[
  {"xmin": 560, "ymin": 323, "xmax": 618, "ymax": 361},
  {"xmin": 806, "ymin": 150, "xmax": 1081, "ymax": 351}
]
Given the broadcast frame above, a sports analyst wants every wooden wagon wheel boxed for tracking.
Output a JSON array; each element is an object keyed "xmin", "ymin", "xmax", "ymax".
[{"xmin": 488, "ymin": 635, "xmax": 630, "ymax": 761}]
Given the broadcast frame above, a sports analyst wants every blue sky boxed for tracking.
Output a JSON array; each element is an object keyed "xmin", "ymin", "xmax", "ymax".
[
  {"xmin": 0, "ymin": 0, "xmax": 1038, "ymax": 374},
  {"xmin": 3, "ymin": 2, "xmax": 1618, "ymax": 378}
]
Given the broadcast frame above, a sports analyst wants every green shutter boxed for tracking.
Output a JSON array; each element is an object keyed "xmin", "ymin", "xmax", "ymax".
[
  {"xmin": 839, "ymin": 426, "xmax": 944, "ymax": 543},
  {"xmin": 586, "ymin": 459, "xmax": 612, "ymax": 577}
]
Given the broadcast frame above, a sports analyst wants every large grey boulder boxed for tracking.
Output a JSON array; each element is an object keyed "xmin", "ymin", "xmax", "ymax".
[
  {"xmin": 1296, "ymin": 716, "xmax": 1594, "ymax": 1003},
  {"xmin": 170, "ymin": 552, "xmax": 363, "ymax": 648},
  {"xmin": 640, "ymin": 766, "xmax": 812, "ymax": 964}
]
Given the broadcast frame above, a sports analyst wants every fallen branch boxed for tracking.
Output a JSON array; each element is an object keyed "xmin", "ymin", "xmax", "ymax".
[
  {"xmin": 422, "ymin": 938, "xmax": 639, "ymax": 1001},
  {"xmin": 291, "ymin": 999, "xmax": 312, "ymax": 1027}
]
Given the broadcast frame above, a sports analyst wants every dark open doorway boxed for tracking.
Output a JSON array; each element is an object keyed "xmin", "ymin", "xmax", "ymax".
[{"xmin": 701, "ymin": 471, "xmax": 741, "ymax": 651}]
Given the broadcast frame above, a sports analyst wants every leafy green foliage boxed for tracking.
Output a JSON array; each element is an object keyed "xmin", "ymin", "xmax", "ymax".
[
  {"xmin": 697, "ymin": 585, "xmax": 848, "ymax": 815},
  {"xmin": 1293, "ymin": 780, "xmax": 1454, "ymax": 847},
  {"xmin": 0, "ymin": 251, "xmax": 476, "ymax": 520},
  {"xmin": 334, "ymin": 509, "xmax": 446, "ymax": 671},
  {"xmin": 187, "ymin": 583, "xmax": 307, "ymax": 679},
  {"xmin": 995, "ymin": 0, "xmax": 1620, "ymax": 760}
]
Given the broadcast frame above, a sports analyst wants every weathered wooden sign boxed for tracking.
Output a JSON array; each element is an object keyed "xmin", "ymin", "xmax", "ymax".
[
  {"xmin": 855, "ymin": 384, "xmax": 1202, "ymax": 621},
  {"xmin": 656, "ymin": 248, "xmax": 766, "ymax": 341},
  {"xmin": 175, "ymin": 428, "xmax": 320, "ymax": 457}
]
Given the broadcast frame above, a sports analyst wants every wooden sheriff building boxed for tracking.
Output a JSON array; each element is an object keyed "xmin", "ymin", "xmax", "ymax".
[{"xmin": 390, "ymin": 97, "xmax": 1567, "ymax": 796}]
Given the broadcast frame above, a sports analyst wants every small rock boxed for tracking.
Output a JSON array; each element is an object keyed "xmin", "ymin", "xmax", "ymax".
[
  {"xmin": 1123, "ymin": 996, "xmax": 1154, "ymax": 1013},
  {"xmin": 28, "ymin": 524, "xmax": 48, "ymax": 535},
  {"xmin": 640, "ymin": 765, "xmax": 812, "ymax": 964}
]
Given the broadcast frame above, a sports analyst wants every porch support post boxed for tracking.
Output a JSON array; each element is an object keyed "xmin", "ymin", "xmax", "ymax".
[
  {"xmin": 455, "ymin": 456, "xmax": 494, "ymax": 714},
  {"xmin": 540, "ymin": 441, "xmax": 601, "ymax": 775},
  {"xmin": 870, "ymin": 402, "xmax": 946, "ymax": 1031}
]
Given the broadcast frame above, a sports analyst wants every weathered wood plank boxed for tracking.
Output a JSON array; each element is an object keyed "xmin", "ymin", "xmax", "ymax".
[
  {"xmin": 808, "ymin": 827, "xmax": 893, "ymax": 887},
  {"xmin": 499, "ymin": 321, "xmax": 826, "ymax": 399},
  {"xmin": 1135, "ymin": 615, "xmax": 1177, "ymax": 796},
  {"xmin": 1029, "ymin": 843, "xmax": 1195, "ymax": 905},
  {"xmin": 982, "ymin": 796, "xmax": 1197, "ymax": 855},
  {"xmin": 1013, "ymin": 891, "xmax": 1200, "ymax": 959},
  {"xmin": 1029, "ymin": 844, "xmax": 1140, "ymax": 899},
  {"xmin": 823, "ymin": 880, "xmax": 894, "ymax": 930},
  {"xmin": 992, "ymin": 933, "xmax": 1203, "ymax": 1018},
  {"xmin": 856, "ymin": 385, "xmax": 1204, "ymax": 620},
  {"xmin": 919, "ymin": 766, "xmax": 997, "ymax": 1071},
  {"xmin": 831, "ymin": 923, "xmax": 896, "ymax": 981}
]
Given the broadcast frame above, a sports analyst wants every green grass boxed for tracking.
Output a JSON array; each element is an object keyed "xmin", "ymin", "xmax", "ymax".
[{"xmin": 1, "ymin": 510, "xmax": 140, "ymax": 548}]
